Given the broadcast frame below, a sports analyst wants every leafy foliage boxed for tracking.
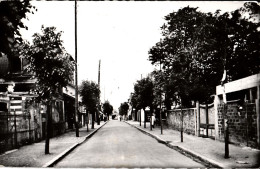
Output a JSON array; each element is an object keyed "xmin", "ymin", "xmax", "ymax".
[
  {"xmin": 133, "ymin": 77, "xmax": 154, "ymax": 110},
  {"xmin": 0, "ymin": 0, "xmax": 36, "ymax": 57},
  {"xmin": 152, "ymin": 70, "xmax": 179, "ymax": 109},
  {"xmin": 80, "ymin": 80, "xmax": 100, "ymax": 113},
  {"xmin": 102, "ymin": 100, "xmax": 113, "ymax": 117},
  {"xmin": 119, "ymin": 102, "xmax": 129, "ymax": 116},
  {"xmin": 22, "ymin": 26, "xmax": 75, "ymax": 103},
  {"xmin": 129, "ymin": 92, "xmax": 138, "ymax": 110},
  {"xmin": 149, "ymin": 3, "xmax": 260, "ymax": 105}
]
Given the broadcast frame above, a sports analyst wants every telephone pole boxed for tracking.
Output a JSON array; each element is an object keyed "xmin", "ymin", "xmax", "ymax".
[
  {"xmin": 74, "ymin": 0, "xmax": 79, "ymax": 137},
  {"xmin": 98, "ymin": 60, "xmax": 101, "ymax": 88},
  {"xmin": 97, "ymin": 60, "xmax": 101, "ymax": 125}
]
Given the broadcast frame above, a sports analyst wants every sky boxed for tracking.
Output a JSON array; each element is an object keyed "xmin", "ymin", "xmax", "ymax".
[{"xmin": 20, "ymin": 1, "xmax": 246, "ymax": 109}]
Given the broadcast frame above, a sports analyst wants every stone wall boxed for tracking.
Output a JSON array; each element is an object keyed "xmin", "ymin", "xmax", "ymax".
[
  {"xmin": 167, "ymin": 108, "xmax": 196, "ymax": 135},
  {"xmin": 217, "ymin": 102, "xmax": 258, "ymax": 148}
]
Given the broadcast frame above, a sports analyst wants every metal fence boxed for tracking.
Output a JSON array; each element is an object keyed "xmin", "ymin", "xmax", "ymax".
[{"xmin": 0, "ymin": 111, "xmax": 41, "ymax": 153}]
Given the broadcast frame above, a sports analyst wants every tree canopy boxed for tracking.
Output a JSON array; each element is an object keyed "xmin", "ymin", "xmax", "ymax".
[
  {"xmin": 21, "ymin": 25, "xmax": 74, "ymax": 154},
  {"xmin": 22, "ymin": 26, "xmax": 74, "ymax": 104},
  {"xmin": 79, "ymin": 80, "xmax": 100, "ymax": 113},
  {"xmin": 119, "ymin": 102, "xmax": 129, "ymax": 116},
  {"xmin": 102, "ymin": 100, "xmax": 113, "ymax": 119},
  {"xmin": 133, "ymin": 77, "xmax": 154, "ymax": 110},
  {"xmin": 148, "ymin": 2, "xmax": 260, "ymax": 105},
  {"xmin": 129, "ymin": 92, "xmax": 138, "ymax": 110},
  {"xmin": 0, "ymin": 0, "xmax": 36, "ymax": 57}
]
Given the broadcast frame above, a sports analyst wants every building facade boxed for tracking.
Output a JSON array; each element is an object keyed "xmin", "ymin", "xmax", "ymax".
[{"xmin": 0, "ymin": 53, "xmax": 76, "ymax": 153}]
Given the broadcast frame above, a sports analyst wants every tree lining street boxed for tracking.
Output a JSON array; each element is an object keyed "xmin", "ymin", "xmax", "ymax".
[
  {"xmin": 0, "ymin": 1, "xmax": 259, "ymax": 168},
  {"xmin": 54, "ymin": 120, "xmax": 205, "ymax": 168}
]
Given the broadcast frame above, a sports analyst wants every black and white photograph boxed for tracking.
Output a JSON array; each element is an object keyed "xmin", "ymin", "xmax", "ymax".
[{"xmin": 0, "ymin": 0, "xmax": 259, "ymax": 168}]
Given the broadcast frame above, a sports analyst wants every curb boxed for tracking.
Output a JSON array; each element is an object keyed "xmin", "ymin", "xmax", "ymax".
[
  {"xmin": 42, "ymin": 121, "xmax": 108, "ymax": 167},
  {"xmin": 125, "ymin": 121, "xmax": 222, "ymax": 168},
  {"xmin": 169, "ymin": 144, "xmax": 223, "ymax": 168},
  {"xmin": 42, "ymin": 143, "xmax": 79, "ymax": 168}
]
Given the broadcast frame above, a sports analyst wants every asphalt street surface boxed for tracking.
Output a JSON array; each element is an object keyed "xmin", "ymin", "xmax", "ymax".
[{"xmin": 54, "ymin": 120, "xmax": 205, "ymax": 168}]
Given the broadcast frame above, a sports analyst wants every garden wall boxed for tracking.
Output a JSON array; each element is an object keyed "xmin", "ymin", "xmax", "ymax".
[{"xmin": 167, "ymin": 108, "xmax": 197, "ymax": 135}]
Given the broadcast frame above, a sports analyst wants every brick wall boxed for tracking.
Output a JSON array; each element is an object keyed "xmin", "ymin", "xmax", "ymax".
[
  {"xmin": 167, "ymin": 108, "xmax": 196, "ymax": 135},
  {"xmin": 217, "ymin": 102, "xmax": 258, "ymax": 148}
]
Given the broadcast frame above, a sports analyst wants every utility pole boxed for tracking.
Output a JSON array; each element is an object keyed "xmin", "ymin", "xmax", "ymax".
[
  {"xmin": 160, "ymin": 60, "xmax": 163, "ymax": 135},
  {"xmin": 97, "ymin": 60, "xmax": 101, "ymax": 125},
  {"xmin": 74, "ymin": 0, "xmax": 79, "ymax": 137},
  {"xmin": 104, "ymin": 87, "xmax": 106, "ymax": 103},
  {"xmin": 223, "ymin": 25, "xmax": 230, "ymax": 157},
  {"xmin": 98, "ymin": 60, "xmax": 100, "ymax": 89},
  {"xmin": 140, "ymin": 74, "xmax": 142, "ymax": 127}
]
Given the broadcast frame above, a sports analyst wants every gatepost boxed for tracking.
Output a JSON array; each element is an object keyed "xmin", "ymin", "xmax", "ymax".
[
  {"xmin": 256, "ymin": 85, "xmax": 260, "ymax": 149},
  {"xmin": 196, "ymin": 101, "xmax": 200, "ymax": 137},
  {"xmin": 214, "ymin": 95, "xmax": 220, "ymax": 140}
]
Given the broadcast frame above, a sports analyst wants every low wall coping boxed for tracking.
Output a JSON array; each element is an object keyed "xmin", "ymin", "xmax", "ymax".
[{"xmin": 168, "ymin": 108, "xmax": 196, "ymax": 112}]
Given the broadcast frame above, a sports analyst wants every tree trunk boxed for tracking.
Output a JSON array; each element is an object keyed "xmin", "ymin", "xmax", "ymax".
[
  {"xmin": 96, "ymin": 110, "xmax": 100, "ymax": 125},
  {"xmin": 150, "ymin": 111, "xmax": 152, "ymax": 131},
  {"xmin": 206, "ymin": 103, "xmax": 209, "ymax": 138},
  {"xmin": 144, "ymin": 108, "xmax": 146, "ymax": 128},
  {"xmin": 91, "ymin": 112, "xmax": 95, "ymax": 129},
  {"xmin": 150, "ymin": 106, "xmax": 153, "ymax": 131},
  {"xmin": 45, "ymin": 103, "xmax": 51, "ymax": 154},
  {"xmin": 181, "ymin": 106, "xmax": 183, "ymax": 142},
  {"xmin": 224, "ymin": 103, "xmax": 229, "ymax": 158},
  {"xmin": 160, "ymin": 104, "xmax": 163, "ymax": 134},
  {"xmin": 139, "ymin": 109, "xmax": 141, "ymax": 126},
  {"xmin": 86, "ymin": 112, "xmax": 89, "ymax": 132},
  {"xmin": 135, "ymin": 110, "xmax": 137, "ymax": 121}
]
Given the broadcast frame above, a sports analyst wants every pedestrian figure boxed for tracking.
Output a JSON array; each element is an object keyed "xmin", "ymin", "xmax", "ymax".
[{"xmin": 151, "ymin": 113, "xmax": 156, "ymax": 128}]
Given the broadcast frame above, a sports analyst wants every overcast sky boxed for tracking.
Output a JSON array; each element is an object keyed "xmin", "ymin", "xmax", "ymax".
[{"xmin": 20, "ymin": 1, "xmax": 245, "ymax": 109}]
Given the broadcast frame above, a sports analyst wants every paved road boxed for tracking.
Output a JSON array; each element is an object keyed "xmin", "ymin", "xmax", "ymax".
[{"xmin": 54, "ymin": 120, "xmax": 205, "ymax": 168}]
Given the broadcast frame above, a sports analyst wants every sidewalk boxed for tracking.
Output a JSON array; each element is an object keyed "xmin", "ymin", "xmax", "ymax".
[
  {"xmin": 126, "ymin": 120, "xmax": 260, "ymax": 168},
  {"xmin": 0, "ymin": 121, "xmax": 107, "ymax": 167}
]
